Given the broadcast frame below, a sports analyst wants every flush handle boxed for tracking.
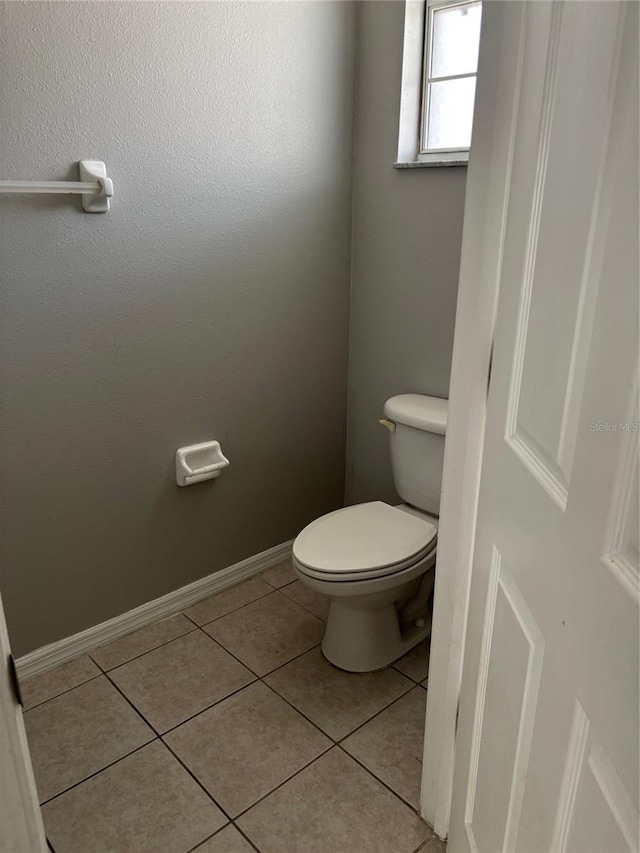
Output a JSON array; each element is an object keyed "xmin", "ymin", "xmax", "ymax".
[{"xmin": 378, "ymin": 418, "xmax": 396, "ymax": 433}]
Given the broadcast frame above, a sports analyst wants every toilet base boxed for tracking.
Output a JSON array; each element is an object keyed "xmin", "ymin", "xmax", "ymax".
[
  {"xmin": 321, "ymin": 594, "xmax": 432, "ymax": 673},
  {"xmin": 293, "ymin": 541, "xmax": 437, "ymax": 674}
]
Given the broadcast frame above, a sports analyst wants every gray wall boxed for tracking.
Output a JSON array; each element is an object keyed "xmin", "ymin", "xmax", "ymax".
[
  {"xmin": 0, "ymin": 1, "xmax": 355, "ymax": 655},
  {"xmin": 345, "ymin": 1, "xmax": 466, "ymax": 505}
]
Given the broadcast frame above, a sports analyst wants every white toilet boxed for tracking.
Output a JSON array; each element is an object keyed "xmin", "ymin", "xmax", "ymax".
[{"xmin": 292, "ymin": 393, "xmax": 447, "ymax": 672}]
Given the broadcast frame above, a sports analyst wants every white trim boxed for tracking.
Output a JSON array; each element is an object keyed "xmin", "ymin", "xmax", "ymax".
[
  {"xmin": 397, "ymin": 0, "xmax": 480, "ymax": 167},
  {"xmin": 397, "ymin": 0, "xmax": 427, "ymax": 165},
  {"xmin": 16, "ymin": 540, "xmax": 293, "ymax": 681},
  {"xmin": 420, "ymin": 149, "xmax": 470, "ymax": 165},
  {"xmin": 394, "ymin": 158, "xmax": 468, "ymax": 169},
  {"xmin": 0, "ymin": 589, "xmax": 47, "ymax": 851},
  {"xmin": 419, "ymin": 0, "xmax": 527, "ymax": 838}
]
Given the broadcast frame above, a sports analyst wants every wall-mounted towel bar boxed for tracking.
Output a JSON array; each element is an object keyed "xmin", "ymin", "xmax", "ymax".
[{"xmin": 0, "ymin": 160, "xmax": 113, "ymax": 213}]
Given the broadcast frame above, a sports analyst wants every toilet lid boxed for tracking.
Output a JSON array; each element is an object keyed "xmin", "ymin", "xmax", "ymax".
[{"xmin": 293, "ymin": 501, "xmax": 437, "ymax": 575}]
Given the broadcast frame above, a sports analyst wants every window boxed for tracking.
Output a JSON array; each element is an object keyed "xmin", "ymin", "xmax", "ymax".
[{"xmin": 397, "ymin": 0, "xmax": 483, "ymax": 167}]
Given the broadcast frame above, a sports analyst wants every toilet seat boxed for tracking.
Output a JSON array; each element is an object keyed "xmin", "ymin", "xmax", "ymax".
[{"xmin": 293, "ymin": 501, "xmax": 437, "ymax": 581}]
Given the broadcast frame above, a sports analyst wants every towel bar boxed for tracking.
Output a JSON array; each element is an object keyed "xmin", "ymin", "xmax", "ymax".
[{"xmin": 0, "ymin": 161, "xmax": 113, "ymax": 213}]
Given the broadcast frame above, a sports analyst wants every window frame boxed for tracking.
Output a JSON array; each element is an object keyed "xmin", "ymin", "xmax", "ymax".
[
  {"xmin": 419, "ymin": 0, "xmax": 481, "ymax": 158},
  {"xmin": 396, "ymin": 0, "xmax": 481, "ymax": 168}
]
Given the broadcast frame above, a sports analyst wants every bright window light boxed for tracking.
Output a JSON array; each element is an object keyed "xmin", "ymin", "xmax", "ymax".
[{"xmin": 421, "ymin": 0, "xmax": 482, "ymax": 154}]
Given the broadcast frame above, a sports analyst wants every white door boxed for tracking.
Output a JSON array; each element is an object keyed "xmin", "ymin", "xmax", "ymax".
[
  {"xmin": 0, "ymin": 588, "xmax": 47, "ymax": 852},
  {"xmin": 448, "ymin": 2, "xmax": 639, "ymax": 852}
]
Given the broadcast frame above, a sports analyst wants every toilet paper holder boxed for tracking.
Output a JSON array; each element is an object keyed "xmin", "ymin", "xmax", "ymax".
[{"xmin": 176, "ymin": 441, "xmax": 230, "ymax": 487}]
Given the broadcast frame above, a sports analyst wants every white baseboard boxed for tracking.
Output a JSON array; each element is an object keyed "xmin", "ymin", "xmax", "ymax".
[{"xmin": 16, "ymin": 540, "xmax": 293, "ymax": 680}]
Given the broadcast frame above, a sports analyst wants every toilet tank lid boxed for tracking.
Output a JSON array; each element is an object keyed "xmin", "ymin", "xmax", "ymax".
[{"xmin": 384, "ymin": 394, "xmax": 448, "ymax": 434}]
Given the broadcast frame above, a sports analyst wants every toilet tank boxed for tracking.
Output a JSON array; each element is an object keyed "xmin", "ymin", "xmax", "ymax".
[{"xmin": 383, "ymin": 394, "xmax": 448, "ymax": 515}]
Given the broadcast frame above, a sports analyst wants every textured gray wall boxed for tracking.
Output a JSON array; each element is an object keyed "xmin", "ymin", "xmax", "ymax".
[
  {"xmin": 345, "ymin": 1, "xmax": 467, "ymax": 507},
  {"xmin": 0, "ymin": 1, "xmax": 355, "ymax": 655}
]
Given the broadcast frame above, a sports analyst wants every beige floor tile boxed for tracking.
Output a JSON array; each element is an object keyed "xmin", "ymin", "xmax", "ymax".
[
  {"xmin": 183, "ymin": 577, "xmax": 272, "ymax": 626},
  {"xmin": 192, "ymin": 825, "xmax": 256, "ymax": 853},
  {"xmin": 261, "ymin": 558, "xmax": 296, "ymax": 588},
  {"xmin": 342, "ymin": 686, "xmax": 427, "ymax": 807},
  {"xmin": 24, "ymin": 676, "xmax": 154, "ymax": 802},
  {"xmin": 90, "ymin": 614, "xmax": 196, "ymax": 670},
  {"xmin": 42, "ymin": 740, "xmax": 226, "ymax": 853},
  {"xmin": 237, "ymin": 747, "xmax": 431, "ymax": 853},
  {"xmin": 166, "ymin": 681, "xmax": 331, "ymax": 817},
  {"xmin": 265, "ymin": 646, "xmax": 413, "ymax": 740},
  {"xmin": 393, "ymin": 638, "xmax": 431, "ymax": 683},
  {"xmin": 109, "ymin": 630, "xmax": 255, "ymax": 733},
  {"xmin": 204, "ymin": 592, "xmax": 323, "ymax": 677},
  {"xmin": 280, "ymin": 579, "xmax": 330, "ymax": 621},
  {"xmin": 21, "ymin": 656, "xmax": 100, "ymax": 711}
]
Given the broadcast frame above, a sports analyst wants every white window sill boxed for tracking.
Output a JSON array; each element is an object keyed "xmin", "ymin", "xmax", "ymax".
[{"xmin": 394, "ymin": 159, "xmax": 468, "ymax": 169}]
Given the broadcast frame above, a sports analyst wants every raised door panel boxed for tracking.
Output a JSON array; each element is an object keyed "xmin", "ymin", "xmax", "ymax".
[
  {"xmin": 552, "ymin": 702, "xmax": 639, "ymax": 853},
  {"xmin": 465, "ymin": 549, "xmax": 545, "ymax": 853},
  {"xmin": 505, "ymin": 4, "xmax": 624, "ymax": 509}
]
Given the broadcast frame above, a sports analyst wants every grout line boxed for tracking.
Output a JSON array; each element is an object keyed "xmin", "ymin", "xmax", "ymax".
[
  {"xmin": 271, "ymin": 587, "xmax": 324, "ymax": 621},
  {"xmin": 200, "ymin": 619, "xmax": 324, "ymax": 682},
  {"xmin": 194, "ymin": 627, "xmax": 260, "ymax": 679},
  {"xmin": 265, "ymin": 664, "xmax": 413, "ymax": 744},
  {"xmin": 37, "ymin": 678, "xmax": 233, "ymax": 823},
  {"xmin": 198, "ymin": 586, "xmax": 323, "ymax": 635},
  {"xmin": 184, "ymin": 822, "xmax": 262, "ymax": 853},
  {"xmin": 412, "ymin": 835, "xmax": 442, "ymax": 853},
  {"xmin": 30, "ymin": 575, "xmax": 283, "ymax": 686},
  {"xmin": 336, "ymin": 742, "xmax": 427, "ymax": 818},
  {"xmin": 184, "ymin": 828, "xmax": 224, "ymax": 853},
  {"xmin": 154, "ymin": 673, "xmax": 334, "ymax": 826},
  {"xmin": 185, "ymin": 583, "xmax": 275, "ymax": 629},
  {"xmin": 259, "ymin": 679, "xmax": 336, "ymax": 745},
  {"xmin": 38, "ymin": 738, "xmax": 159, "ymax": 807},
  {"xmin": 261, "ymin": 572, "xmax": 296, "ymax": 589},
  {"xmin": 181, "ymin": 611, "xmax": 202, "ymax": 629},
  {"xmin": 156, "ymin": 633, "xmax": 323, "ymax": 739},
  {"xmin": 390, "ymin": 641, "xmax": 431, "ymax": 685},
  {"xmin": 161, "ymin": 738, "xmax": 233, "ymax": 823},
  {"xmin": 336, "ymin": 681, "xmax": 421, "ymax": 746},
  {"xmin": 95, "ymin": 630, "xmax": 323, "ymax": 743},
  {"xmin": 153, "ymin": 638, "xmax": 325, "ymax": 740},
  {"xmin": 21, "ymin": 671, "xmax": 104, "ymax": 713},
  {"xmin": 261, "ymin": 651, "xmax": 416, "ymax": 747},
  {"xmin": 231, "ymin": 743, "xmax": 336, "ymax": 822},
  {"xmin": 391, "ymin": 654, "xmax": 431, "ymax": 685},
  {"xmin": 391, "ymin": 662, "xmax": 427, "ymax": 684},
  {"xmin": 158, "ymin": 677, "xmax": 259, "ymax": 738},
  {"xmin": 103, "ymin": 670, "xmax": 165, "ymax": 736},
  {"xmin": 25, "ymin": 582, "xmax": 317, "ymax": 723},
  {"xmin": 86, "ymin": 605, "xmax": 327, "ymax": 742},
  {"xmin": 32, "ymin": 579, "xmax": 432, "ymax": 847},
  {"xmin": 100, "ymin": 629, "xmax": 260, "ymax": 738},
  {"xmin": 231, "ymin": 823, "xmax": 262, "ymax": 853},
  {"xmin": 89, "ymin": 623, "xmax": 199, "ymax": 674},
  {"xmin": 260, "ymin": 570, "xmax": 296, "ymax": 592},
  {"xmin": 248, "ymin": 640, "xmax": 323, "ymax": 679},
  {"xmin": 196, "ymin": 587, "xmax": 282, "ymax": 631},
  {"xmin": 278, "ymin": 582, "xmax": 329, "ymax": 622}
]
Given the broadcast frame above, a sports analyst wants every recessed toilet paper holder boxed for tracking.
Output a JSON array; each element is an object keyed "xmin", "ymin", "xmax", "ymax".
[{"xmin": 176, "ymin": 441, "xmax": 230, "ymax": 487}]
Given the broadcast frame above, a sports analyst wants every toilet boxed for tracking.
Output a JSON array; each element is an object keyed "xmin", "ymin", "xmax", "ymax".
[{"xmin": 292, "ymin": 393, "xmax": 447, "ymax": 673}]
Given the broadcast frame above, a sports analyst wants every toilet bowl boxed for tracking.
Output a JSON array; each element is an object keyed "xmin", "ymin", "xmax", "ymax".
[
  {"xmin": 292, "ymin": 394, "xmax": 447, "ymax": 673},
  {"xmin": 293, "ymin": 501, "xmax": 438, "ymax": 672}
]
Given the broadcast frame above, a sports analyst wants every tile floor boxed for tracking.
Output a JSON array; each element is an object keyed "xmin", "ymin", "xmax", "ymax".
[{"xmin": 21, "ymin": 559, "xmax": 444, "ymax": 853}]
